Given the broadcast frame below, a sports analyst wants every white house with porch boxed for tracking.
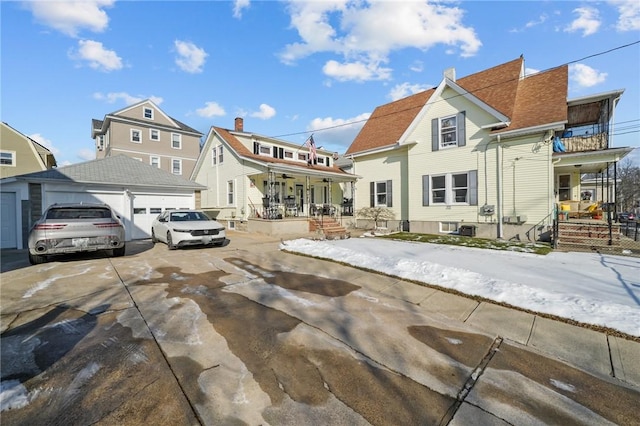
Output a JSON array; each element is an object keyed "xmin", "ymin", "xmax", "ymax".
[{"xmin": 191, "ymin": 118, "xmax": 358, "ymax": 236}]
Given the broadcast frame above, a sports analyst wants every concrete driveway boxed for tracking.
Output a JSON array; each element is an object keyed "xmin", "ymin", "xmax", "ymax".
[{"xmin": 1, "ymin": 232, "xmax": 639, "ymax": 425}]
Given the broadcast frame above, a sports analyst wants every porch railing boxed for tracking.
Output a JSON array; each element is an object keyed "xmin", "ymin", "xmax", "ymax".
[{"xmin": 560, "ymin": 133, "xmax": 606, "ymax": 152}]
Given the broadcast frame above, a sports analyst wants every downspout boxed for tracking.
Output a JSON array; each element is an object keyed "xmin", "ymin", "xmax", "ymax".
[{"xmin": 496, "ymin": 134, "xmax": 503, "ymax": 239}]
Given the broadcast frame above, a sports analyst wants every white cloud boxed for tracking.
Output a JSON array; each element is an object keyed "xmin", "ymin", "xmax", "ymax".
[
  {"xmin": 24, "ymin": 0, "xmax": 114, "ymax": 37},
  {"xmin": 77, "ymin": 148, "xmax": 96, "ymax": 161},
  {"xmin": 388, "ymin": 82, "xmax": 431, "ymax": 101},
  {"xmin": 307, "ymin": 113, "xmax": 370, "ymax": 149},
  {"xmin": 565, "ymin": 6, "xmax": 601, "ymax": 36},
  {"xmin": 570, "ymin": 64, "xmax": 607, "ymax": 88},
  {"xmin": 93, "ymin": 92, "xmax": 163, "ymax": 106},
  {"xmin": 233, "ymin": 0, "xmax": 250, "ymax": 19},
  {"xmin": 409, "ymin": 61, "xmax": 424, "ymax": 73},
  {"xmin": 323, "ymin": 60, "xmax": 391, "ymax": 82},
  {"xmin": 250, "ymin": 104, "xmax": 276, "ymax": 120},
  {"xmin": 196, "ymin": 102, "xmax": 226, "ymax": 118},
  {"xmin": 609, "ymin": 0, "xmax": 640, "ymax": 31},
  {"xmin": 280, "ymin": 1, "xmax": 481, "ymax": 82},
  {"xmin": 28, "ymin": 133, "xmax": 59, "ymax": 155},
  {"xmin": 174, "ymin": 40, "xmax": 208, "ymax": 73},
  {"xmin": 70, "ymin": 40, "xmax": 122, "ymax": 72},
  {"xmin": 524, "ymin": 67, "xmax": 541, "ymax": 76}
]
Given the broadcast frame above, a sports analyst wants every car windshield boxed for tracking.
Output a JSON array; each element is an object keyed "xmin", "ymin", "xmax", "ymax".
[
  {"xmin": 46, "ymin": 207, "xmax": 111, "ymax": 219},
  {"xmin": 170, "ymin": 211, "xmax": 209, "ymax": 222}
]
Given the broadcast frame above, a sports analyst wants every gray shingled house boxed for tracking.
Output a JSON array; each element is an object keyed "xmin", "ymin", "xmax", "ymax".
[{"xmin": 0, "ymin": 155, "xmax": 205, "ymax": 249}]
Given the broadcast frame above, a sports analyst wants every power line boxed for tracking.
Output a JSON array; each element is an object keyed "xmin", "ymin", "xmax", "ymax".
[{"xmin": 271, "ymin": 40, "xmax": 640, "ymax": 140}]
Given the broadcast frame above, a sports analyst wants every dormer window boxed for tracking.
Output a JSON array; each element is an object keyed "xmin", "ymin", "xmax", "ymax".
[
  {"xmin": 259, "ymin": 145, "xmax": 271, "ymax": 155},
  {"xmin": 431, "ymin": 111, "xmax": 466, "ymax": 151},
  {"xmin": 144, "ymin": 107, "xmax": 154, "ymax": 120}
]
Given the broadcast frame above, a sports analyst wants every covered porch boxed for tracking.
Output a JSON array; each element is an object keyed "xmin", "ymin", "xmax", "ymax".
[{"xmin": 246, "ymin": 167, "xmax": 356, "ymax": 221}]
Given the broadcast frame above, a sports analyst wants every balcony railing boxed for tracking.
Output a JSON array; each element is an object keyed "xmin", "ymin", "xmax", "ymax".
[{"xmin": 560, "ymin": 133, "xmax": 607, "ymax": 153}]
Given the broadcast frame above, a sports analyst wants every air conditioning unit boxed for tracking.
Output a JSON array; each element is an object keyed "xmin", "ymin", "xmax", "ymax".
[{"xmin": 480, "ymin": 204, "xmax": 495, "ymax": 215}]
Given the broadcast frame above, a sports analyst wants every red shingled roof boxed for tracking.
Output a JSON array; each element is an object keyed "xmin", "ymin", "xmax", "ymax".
[
  {"xmin": 346, "ymin": 57, "xmax": 569, "ymax": 155},
  {"xmin": 213, "ymin": 127, "xmax": 348, "ymax": 174}
]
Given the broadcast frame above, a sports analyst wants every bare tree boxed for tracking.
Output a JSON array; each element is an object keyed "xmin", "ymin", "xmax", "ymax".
[
  {"xmin": 616, "ymin": 158, "xmax": 640, "ymax": 212},
  {"xmin": 356, "ymin": 207, "xmax": 396, "ymax": 229}
]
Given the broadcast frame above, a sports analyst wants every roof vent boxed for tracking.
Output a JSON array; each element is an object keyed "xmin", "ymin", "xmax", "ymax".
[{"xmin": 444, "ymin": 67, "xmax": 456, "ymax": 82}]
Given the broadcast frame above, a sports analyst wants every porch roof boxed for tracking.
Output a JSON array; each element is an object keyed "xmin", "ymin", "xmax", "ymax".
[{"xmin": 553, "ymin": 147, "xmax": 634, "ymax": 174}]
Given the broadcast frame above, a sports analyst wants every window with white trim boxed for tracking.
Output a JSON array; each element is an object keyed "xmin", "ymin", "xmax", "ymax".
[
  {"xmin": 150, "ymin": 156, "xmax": 160, "ymax": 168},
  {"xmin": 259, "ymin": 145, "xmax": 271, "ymax": 155},
  {"xmin": 1, "ymin": 151, "xmax": 15, "ymax": 166},
  {"xmin": 369, "ymin": 180, "xmax": 393, "ymax": 207},
  {"xmin": 227, "ymin": 180, "xmax": 235, "ymax": 205},
  {"xmin": 316, "ymin": 157, "xmax": 325, "ymax": 165},
  {"xmin": 440, "ymin": 115, "xmax": 457, "ymax": 148},
  {"xmin": 440, "ymin": 222, "xmax": 458, "ymax": 233},
  {"xmin": 172, "ymin": 159, "xmax": 182, "ymax": 175},
  {"xmin": 144, "ymin": 107, "xmax": 154, "ymax": 120},
  {"xmin": 218, "ymin": 145, "xmax": 223, "ymax": 164},
  {"xmin": 284, "ymin": 150, "xmax": 293, "ymax": 159},
  {"xmin": 96, "ymin": 135, "xmax": 104, "ymax": 151},
  {"xmin": 422, "ymin": 170, "xmax": 477, "ymax": 206},
  {"xmin": 149, "ymin": 129, "xmax": 160, "ymax": 141},
  {"xmin": 431, "ymin": 111, "xmax": 466, "ymax": 151},
  {"xmin": 211, "ymin": 147, "xmax": 217, "ymax": 165},
  {"xmin": 298, "ymin": 153, "xmax": 307, "ymax": 162},
  {"xmin": 131, "ymin": 129, "xmax": 141, "ymax": 143},
  {"xmin": 171, "ymin": 133, "xmax": 182, "ymax": 149}
]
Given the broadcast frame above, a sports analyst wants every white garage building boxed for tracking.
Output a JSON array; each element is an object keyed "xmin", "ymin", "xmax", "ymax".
[{"xmin": 0, "ymin": 155, "xmax": 206, "ymax": 249}]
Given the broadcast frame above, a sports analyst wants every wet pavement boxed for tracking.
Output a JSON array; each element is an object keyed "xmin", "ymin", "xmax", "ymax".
[{"xmin": 1, "ymin": 231, "xmax": 639, "ymax": 425}]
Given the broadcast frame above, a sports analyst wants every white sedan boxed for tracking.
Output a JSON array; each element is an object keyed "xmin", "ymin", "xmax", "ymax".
[{"xmin": 151, "ymin": 210, "xmax": 226, "ymax": 250}]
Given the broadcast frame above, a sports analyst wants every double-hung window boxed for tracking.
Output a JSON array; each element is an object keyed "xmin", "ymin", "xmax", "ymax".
[
  {"xmin": 131, "ymin": 129, "xmax": 141, "ymax": 143},
  {"xmin": 369, "ymin": 180, "xmax": 393, "ymax": 207},
  {"xmin": 422, "ymin": 170, "xmax": 477, "ymax": 206},
  {"xmin": 432, "ymin": 111, "xmax": 466, "ymax": 151},
  {"xmin": 218, "ymin": 145, "xmax": 223, "ymax": 164},
  {"xmin": 171, "ymin": 133, "xmax": 182, "ymax": 149},
  {"xmin": 172, "ymin": 159, "xmax": 182, "ymax": 175},
  {"xmin": 144, "ymin": 107, "xmax": 154, "ymax": 120},
  {"xmin": 1, "ymin": 151, "xmax": 15, "ymax": 166},
  {"xmin": 150, "ymin": 156, "xmax": 160, "ymax": 168},
  {"xmin": 149, "ymin": 129, "xmax": 160, "ymax": 141},
  {"xmin": 227, "ymin": 180, "xmax": 235, "ymax": 205}
]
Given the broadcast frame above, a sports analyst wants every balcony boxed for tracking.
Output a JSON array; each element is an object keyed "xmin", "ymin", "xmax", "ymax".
[{"xmin": 560, "ymin": 133, "xmax": 607, "ymax": 153}]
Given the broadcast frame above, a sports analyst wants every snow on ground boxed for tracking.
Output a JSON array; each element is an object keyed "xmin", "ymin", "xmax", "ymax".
[{"xmin": 281, "ymin": 236, "xmax": 640, "ymax": 337}]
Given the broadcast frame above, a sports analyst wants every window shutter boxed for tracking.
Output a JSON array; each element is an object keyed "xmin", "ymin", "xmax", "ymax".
[
  {"xmin": 326, "ymin": 156, "xmax": 330, "ymax": 166},
  {"xmin": 253, "ymin": 142, "xmax": 259, "ymax": 155},
  {"xmin": 469, "ymin": 169, "xmax": 478, "ymax": 205},
  {"xmin": 457, "ymin": 111, "xmax": 466, "ymax": 147},
  {"xmin": 386, "ymin": 180, "xmax": 393, "ymax": 207},
  {"xmin": 422, "ymin": 175, "xmax": 430, "ymax": 206},
  {"xmin": 370, "ymin": 182, "xmax": 375, "ymax": 207},
  {"xmin": 431, "ymin": 118, "xmax": 439, "ymax": 151},
  {"xmin": 280, "ymin": 147, "xmax": 284, "ymax": 159}
]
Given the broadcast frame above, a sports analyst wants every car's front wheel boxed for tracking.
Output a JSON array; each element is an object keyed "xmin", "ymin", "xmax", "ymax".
[
  {"xmin": 151, "ymin": 229, "xmax": 158, "ymax": 243},
  {"xmin": 167, "ymin": 232, "xmax": 176, "ymax": 250},
  {"xmin": 28, "ymin": 252, "xmax": 47, "ymax": 265}
]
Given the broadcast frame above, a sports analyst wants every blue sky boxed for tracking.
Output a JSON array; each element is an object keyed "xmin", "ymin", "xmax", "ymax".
[{"xmin": 2, "ymin": 1, "xmax": 639, "ymax": 167}]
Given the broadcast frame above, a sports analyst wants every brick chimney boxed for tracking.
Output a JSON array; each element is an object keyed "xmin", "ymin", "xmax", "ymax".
[{"xmin": 234, "ymin": 117, "xmax": 244, "ymax": 132}]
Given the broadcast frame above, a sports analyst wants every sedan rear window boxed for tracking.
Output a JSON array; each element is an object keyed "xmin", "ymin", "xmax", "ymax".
[{"xmin": 46, "ymin": 208, "xmax": 112, "ymax": 220}]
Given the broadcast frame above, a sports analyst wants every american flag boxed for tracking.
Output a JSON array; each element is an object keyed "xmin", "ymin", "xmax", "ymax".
[{"xmin": 306, "ymin": 135, "xmax": 317, "ymax": 164}]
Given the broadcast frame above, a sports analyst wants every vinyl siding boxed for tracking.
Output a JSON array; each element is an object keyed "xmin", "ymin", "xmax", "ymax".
[{"xmin": 353, "ymin": 149, "xmax": 407, "ymax": 220}]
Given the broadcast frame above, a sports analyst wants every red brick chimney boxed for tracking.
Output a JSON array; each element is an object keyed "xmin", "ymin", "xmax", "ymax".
[{"xmin": 235, "ymin": 117, "xmax": 244, "ymax": 132}]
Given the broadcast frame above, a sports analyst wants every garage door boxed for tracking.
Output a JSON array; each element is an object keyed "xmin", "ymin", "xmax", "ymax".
[
  {"xmin": 1, "ymin": 192, "xmax": 17, "ymax": 249},
  {"xmin": 132, "ymin": 194, "xmax": 194, "ymax": 240}
]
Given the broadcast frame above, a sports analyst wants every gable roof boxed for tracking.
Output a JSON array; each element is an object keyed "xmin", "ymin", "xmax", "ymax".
[
  {"xmin": 1, "ymin": 122, "xmax": 57, "ymax": 169},
  {"xmin": 11, "ymin": 155, "xmax": 205, "ymax": 190},
  {"xmin": 91, "ymin": 99, "xmax": 202, "ymax": 138},
  {"xmin": 192, "ymin": 126, "xmax": 354, "ymax": 179},
  {"xmin": 346, "ymin": 57, "xmax": 569, "ymax": 155}
]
